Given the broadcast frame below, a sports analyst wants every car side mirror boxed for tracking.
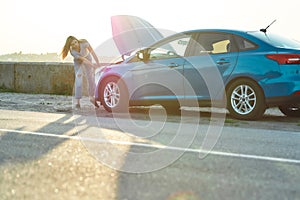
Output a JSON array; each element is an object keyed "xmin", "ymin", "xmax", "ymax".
[
  {"xmin": 137, "ymin": 51, "xmax": 144, "ymax": 60},
  {"xmin": 136, "ymin": 50, "xmax": 149, "ymax": 61}
]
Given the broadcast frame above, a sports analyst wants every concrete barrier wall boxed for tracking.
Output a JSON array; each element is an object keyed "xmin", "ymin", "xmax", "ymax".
[
  {"xmin": 0, "ymin": 62, "xmax": 15, "ymax": 90},
  {"xmin": 0, "ymin": 62, "xmax": 89, "ymax": 95}
]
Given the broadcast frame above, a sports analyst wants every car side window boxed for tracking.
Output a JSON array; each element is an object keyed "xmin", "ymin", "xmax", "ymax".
[
  {"xmin": 190, "ymin": 33, "xmax": 235, "ymax": 55},
  {"xmin": 149, "ymin": 35, "xmax": 192, "ymax": 60}
]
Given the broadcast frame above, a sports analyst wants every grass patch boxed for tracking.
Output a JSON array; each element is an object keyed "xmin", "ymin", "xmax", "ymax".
[
  {"xmin": 0, "ymin": 87, "xmax": 15, "ymax": 93},
  {"xmin": 225, "ymin": 118, "xmax": 239, "ymax": 124},
  {"xmin": 224, "ymin": 118, "xmax": 247, "ymax": 127},
  {"xmin": 225, "ymin": 118, "xmax": 249, "ymax": 124}
]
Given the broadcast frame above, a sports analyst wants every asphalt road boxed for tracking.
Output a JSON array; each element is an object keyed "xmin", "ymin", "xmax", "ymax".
[{"xmin": 0, "ymin": 92, "xmax": 300, "ymax": 200}]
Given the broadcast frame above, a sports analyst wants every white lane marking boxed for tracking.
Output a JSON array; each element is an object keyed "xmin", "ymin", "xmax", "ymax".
[{"xmin": 1, "ymin": 128, "xmax": 300, "ymax": 164}]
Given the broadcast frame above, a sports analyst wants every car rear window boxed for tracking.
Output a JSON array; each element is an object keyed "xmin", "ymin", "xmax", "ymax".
[
  {"xmin": 249, "ymin": 32, "xmax": 300, "ymax": 49},
  {"xmin": 234, "ymin": 35, "xmax": 258, "ymax": 51}
]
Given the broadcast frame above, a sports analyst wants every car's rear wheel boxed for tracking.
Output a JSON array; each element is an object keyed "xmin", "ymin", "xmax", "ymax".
[
  {"xmin": 279, "ymin": 105, "xmax": 300, "ymax": 117},
  {"xmin": 227, "ymin": 79, "xmax": 266, "ymax": 120},
  {"xmin": 100, "ymin": 77, "xmax": 129, "ymax": 113}
]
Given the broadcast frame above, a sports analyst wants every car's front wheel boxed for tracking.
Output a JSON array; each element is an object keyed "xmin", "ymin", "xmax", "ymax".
[
  {"xmin": 100, "ymin": 77, "xmax": 129, "ymax": 113},
  {"xmin": 227, "ymin": 79, "xmax": 266, "ymax": 120},
  {"xmin": 279, "ymin": 105, "xmax": 300, "ymax": 117}
]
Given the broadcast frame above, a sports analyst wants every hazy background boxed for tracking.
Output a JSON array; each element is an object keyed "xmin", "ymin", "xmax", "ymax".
[{"xmin": 1, "ymin": 0, "xmax": 300, "ymax": 59}]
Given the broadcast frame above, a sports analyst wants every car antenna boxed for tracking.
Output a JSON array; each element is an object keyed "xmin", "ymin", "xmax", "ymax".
[{"xmin": 260, "ymin": 19, "xmax": 276, "ymax": 33}]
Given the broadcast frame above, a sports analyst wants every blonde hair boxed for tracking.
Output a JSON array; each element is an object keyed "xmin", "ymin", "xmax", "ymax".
[{"xmin": 61, "ymin": 36, "xmax": 78, "ymax": 60}]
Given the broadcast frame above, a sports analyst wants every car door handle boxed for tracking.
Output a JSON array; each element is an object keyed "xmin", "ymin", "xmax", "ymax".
[
  {"xmin": 216, "ymin": 59, "xmax": 230, "ymax": 65},
  {"xmin": 168, "ymin": 63, "xmax": 179, "ymax": 68}
]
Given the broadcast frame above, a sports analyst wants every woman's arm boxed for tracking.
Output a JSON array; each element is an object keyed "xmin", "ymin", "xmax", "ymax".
[
  {"xmin": 87, "ymin": 45, "xmax": 101, "ymax": 67},
  {"xmin": 70, "ymin": 49, "xmax": 93, "ymax": 67},
  {"xmin": 78, "ymin": 56, "xmax": 94, "ymax": 67},
  {"xmin": 71, "ymin": 40, "xmax": 100, "ymax": 68}
]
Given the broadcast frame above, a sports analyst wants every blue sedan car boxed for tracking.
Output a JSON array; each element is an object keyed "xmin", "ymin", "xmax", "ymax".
[{"xmin": 95, "ymin": 29, "xmax": 300, "ymax": 120}]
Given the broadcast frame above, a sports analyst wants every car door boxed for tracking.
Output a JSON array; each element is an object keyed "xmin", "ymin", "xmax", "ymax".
[
  {"xmin": 128, "ymin": 34, "xmax": 193, "ymax": 102},
  {"xmin": 183, "ymin": 32, "xmax": 239, "ymax": 102}
]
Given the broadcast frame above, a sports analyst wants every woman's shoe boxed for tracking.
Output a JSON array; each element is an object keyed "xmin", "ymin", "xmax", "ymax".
[{"xmin": 90, "ymin": 98, "xmax": 99, "ymax": 108}]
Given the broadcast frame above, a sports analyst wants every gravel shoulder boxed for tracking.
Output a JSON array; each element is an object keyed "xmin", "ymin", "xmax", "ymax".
[{"xmin": 0, "ymin": 92, "xmax": 299, "ymax": 132}]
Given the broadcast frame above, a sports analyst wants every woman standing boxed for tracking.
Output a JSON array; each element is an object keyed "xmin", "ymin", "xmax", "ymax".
[{"xmin": 61, "ymin": 36, "xmax": 100, "ymax": 109}]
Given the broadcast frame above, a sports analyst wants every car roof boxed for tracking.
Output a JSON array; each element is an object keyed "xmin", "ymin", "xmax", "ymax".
[{"xmin": 181, "ymin": 28, "xmax": 253, "ymax": 35}]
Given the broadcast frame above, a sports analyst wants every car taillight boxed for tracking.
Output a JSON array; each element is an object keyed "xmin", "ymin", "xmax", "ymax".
[
  {"xmin": 294, "ymin": 91, "xmax": 300, "ymax": 95},
  {"xmin": 266, "ymin": 54, "xmax": 300, "ymax": 64}
]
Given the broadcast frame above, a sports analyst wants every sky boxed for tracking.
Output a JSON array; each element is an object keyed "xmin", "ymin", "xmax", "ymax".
[{"xmin": 1, "ymin": 0, "xmax": 300, "ymax": 57}]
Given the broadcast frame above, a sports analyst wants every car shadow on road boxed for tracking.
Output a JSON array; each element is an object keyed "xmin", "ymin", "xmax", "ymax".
[{"xmin": 94, "ymin": 106, "xmax": 300, "ymax": 132}]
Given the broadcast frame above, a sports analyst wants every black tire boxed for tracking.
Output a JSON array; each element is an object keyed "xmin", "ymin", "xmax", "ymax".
[
  {"xmin": 227, "ymin": 79, "xmax": 266, "ymax": 120},
  {"xmin": 99, "ymin": 77, "xmax": 129, "ymax": 113},
  {"xmin": 279, "ymin": 105, "xmax": 300, "ymax": 117}
]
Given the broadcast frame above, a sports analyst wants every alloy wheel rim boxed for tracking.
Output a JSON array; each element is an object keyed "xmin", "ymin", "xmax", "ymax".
[
  {"xmin": 104, "ymin": 82, "xmax": 120, "ymax": 108},
  {"xmin": 231, "ymin": 85, "xmax": 256, "ymax": 115}
]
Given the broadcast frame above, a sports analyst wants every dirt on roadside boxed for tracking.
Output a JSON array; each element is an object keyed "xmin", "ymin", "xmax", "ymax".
[{"xmin": 0, "ymin": 92, "xmax": 299, "ymax": 132}]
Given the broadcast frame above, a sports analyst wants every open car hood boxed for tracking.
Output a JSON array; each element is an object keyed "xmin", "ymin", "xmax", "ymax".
[{"xmin": 111, "ymin": 15, "xmax": 164, "ymax": 55}]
